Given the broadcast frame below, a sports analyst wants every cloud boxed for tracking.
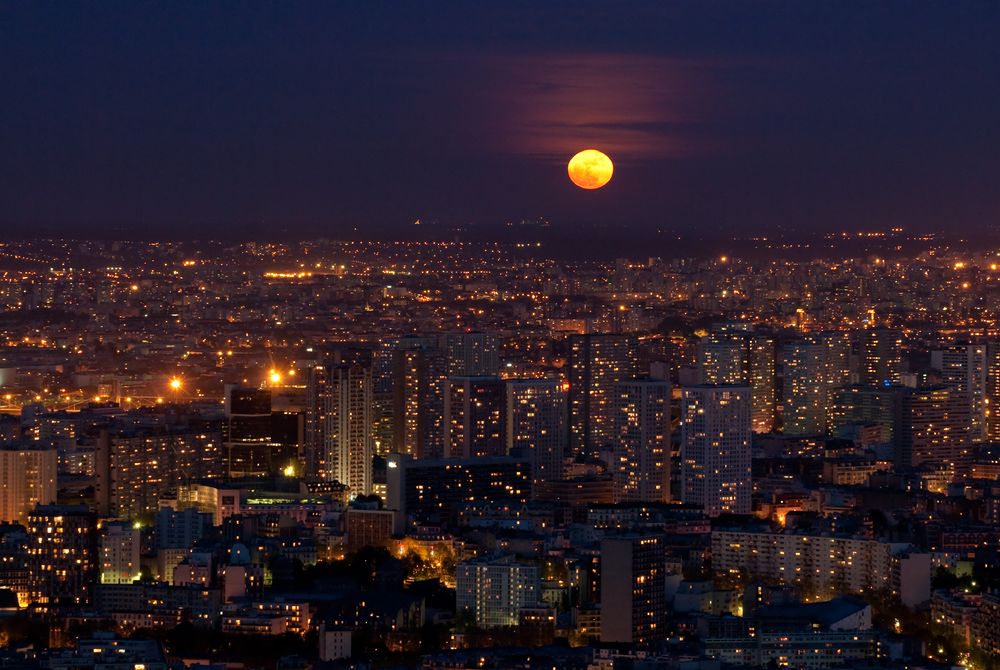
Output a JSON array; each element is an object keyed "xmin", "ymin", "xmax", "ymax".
[{"xmin": 467, "ymin": 52, "xmax": 727, "ymax": 161}]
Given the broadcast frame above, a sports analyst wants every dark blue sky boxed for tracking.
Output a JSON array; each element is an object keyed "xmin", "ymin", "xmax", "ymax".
[{"xmin": 2, "ymin": 2, "xmax": 1000, "ymax": 240}]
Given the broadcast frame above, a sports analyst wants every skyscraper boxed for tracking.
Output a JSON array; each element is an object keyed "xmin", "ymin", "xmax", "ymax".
[
  {"xmin": 612, "ymin": 378, "xmax": 670, "ymax": 503},
  {"xmin": 932, "ymin": 343, "xmax": 986, "ymax": 443},
  {"xmin": 987, "ymin": 341, "xmax": 1000, "ymax": 441},
  {"xmin": 781, "ymin": 332, "xmax": 851, "ymax": 435},
  {"xmin": 568, "ymin": 334, "xmax": 639, "ymax": 454},
  {"xmin": 697, "ymin": 331, "xmax": 775, "ymax": 433},
  {"xmin": 781, "ymin": 339, "xmax": 827, "ymax": 435},
  {"xmin": 505, "ymin": 379, "xmax": 567, "ymax": 489},
  {"xmin": 859, "ymin": 327, "xmax": 904, "ymax": 387},
  {"xmin": 748, "ymin": 334, "xmax": 777, "ymax": 433},
  {"xmin": 600, "ymin": 534, "xmax": 666, "ymax": 644},
  {"xmin": 223, "ymin": 385, "xmax": 273, "ymax": 478},
  {"xmin": 680, "ymin": 385, "xmax": 752, "ymax": 517},
  {"xmin": 391, "ymin": 343, "xmax": 447, "ymax": 460},
  {"xmin": 444, "ymin": 376, "xmax": 505, "ymax": 458},
  {"xmin": 310, "ymin": 362, "xmax": 373, "ymax": 494}
]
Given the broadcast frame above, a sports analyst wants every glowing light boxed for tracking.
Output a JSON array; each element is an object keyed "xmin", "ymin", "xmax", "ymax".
[
  {"xmin": 269, "ymin": 370, "xmax": 282, "ymax": 384},
  {"xmin": 169, "ymin": 377, "xmax": 183, "ymax": 391},
  {"xmin": 567, "ymin": 149, "xmax": 613, "ymax": 190},
  {"xmin": 282, "ymin": 464, "xmax": 296, "ymax": 477}
]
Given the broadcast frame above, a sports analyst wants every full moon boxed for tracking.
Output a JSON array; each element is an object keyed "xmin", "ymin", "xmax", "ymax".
[{"xmin": 568, "ymin": 149, "xmax": 614, "ymax": 190}]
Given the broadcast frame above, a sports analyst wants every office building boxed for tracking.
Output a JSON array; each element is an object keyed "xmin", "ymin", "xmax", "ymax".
[{"xmin": 223, "ymin": 385, "xmax": 273, "ymax": 478}]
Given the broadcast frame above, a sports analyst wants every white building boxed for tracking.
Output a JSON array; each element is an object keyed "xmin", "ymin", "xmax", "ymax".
[
  {"xmin": 455, "ymin": 555, "xmax": 540, "ymax": 628},
  {"xmin": 99, "ymin": 521, "xmax": 141, "ymax": 585}
]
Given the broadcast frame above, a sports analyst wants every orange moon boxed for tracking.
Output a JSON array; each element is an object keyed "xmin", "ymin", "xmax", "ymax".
[{"xmin": 568, "ymin": 149, "xmax": 613, "ymax": 189}]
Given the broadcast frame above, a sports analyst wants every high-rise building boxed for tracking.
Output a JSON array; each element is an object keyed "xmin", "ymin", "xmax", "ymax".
[
  {"xmin": 99, "ymin": 521, "xmax": 140, "ymax": 585},
  {"xmin": 96, "ymin": 428, "xmax": 223, "ymax": 520},
  {"xmin": 456, "ymin": 555, "xmax": 540, "ymax": 628},
  {"xmin": 894, "ymin": 385, "xmax": 971, "ymax": 470},
  {"xmin": 932, "ymin": 343, "xmax": 987, "ymax": 443},
  {"xmin": 391, "ymin": 344, "xmax": 447, "ymax": 460},
  {"xmin": 444, "ymin": 376, "xmax": 505, "ymax": 458},
  {"xmin": 859, "ymin": 327, "xmax": 904, "ymax": 387},
  {"xmin": 680, "ymin": 385, "xmax": 752, "ymax": 517},
  {"xmin": 505, "ymin": 379, "xmax": 567, "ymax": 488},
  {"xmin": 223, "ymin": 385, "xmax": 273, "ymax": 478},
  {"xmin": 829, "ymin": 384, "xmax": 898, "ymax": 443},
  {"xmin": 269, "ymin": 381, "xmax": 307, "ymax": 472},
  {"xmin": 308, "ymin": 362, "xmax": 373, "ymax": 494},
  {"xmin": 697, "ymin": 332, "xmax": 775, "ymax": 433},
  {"xmin": 781, "ymin": 333, "xmax": 851, "ymax": 435},
  {"xmin": 600, "ymin": 534, "xmax": 666, "ymax": 644},
  {"xmin": 748, "ymin": 334, "xmax": 777, "ymax": 433},
  {"xmin": 0, "ymin": 444, "xmax": 56, "ymax": 524},
  {"xmin": 95, "ymin": 427, "xmax": 222, "ymax": 520},
  {"xmin": 445, "ymin": 332, "xmax": 500, "ymax": 377},
  {"xmin": 26, "ymin": 505, "xmax": 98, "ymax": 606},
  {"xmin": 612, "ymin": 378, "xmax": 670, "ymax": 503},
  {"xmin": 568, "ymin": 334, "xmax": 639, "ymax": 454},
  {"xmin": 986, "ymin": 342, "xmax": 1000, "ymax": 442},
  {"xmin": 698, "ymin": 335, "xmax": 747, "ymax": 385}
]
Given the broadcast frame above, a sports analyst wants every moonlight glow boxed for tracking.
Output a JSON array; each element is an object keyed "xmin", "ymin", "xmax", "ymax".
[{"xmin": 568, "ymin": 149, "xmax": 614, "ymax": 190}]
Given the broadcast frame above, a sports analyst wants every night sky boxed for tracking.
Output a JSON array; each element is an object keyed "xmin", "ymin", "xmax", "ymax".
[{"xmin": 2, "ymin": 2, "xmax": 1000, "ymax": 240}]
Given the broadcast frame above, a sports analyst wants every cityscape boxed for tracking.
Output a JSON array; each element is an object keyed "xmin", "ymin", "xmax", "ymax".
[{"xmin": 3, "ymin": 3, "xmax": 1000, "ymax": 670}]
